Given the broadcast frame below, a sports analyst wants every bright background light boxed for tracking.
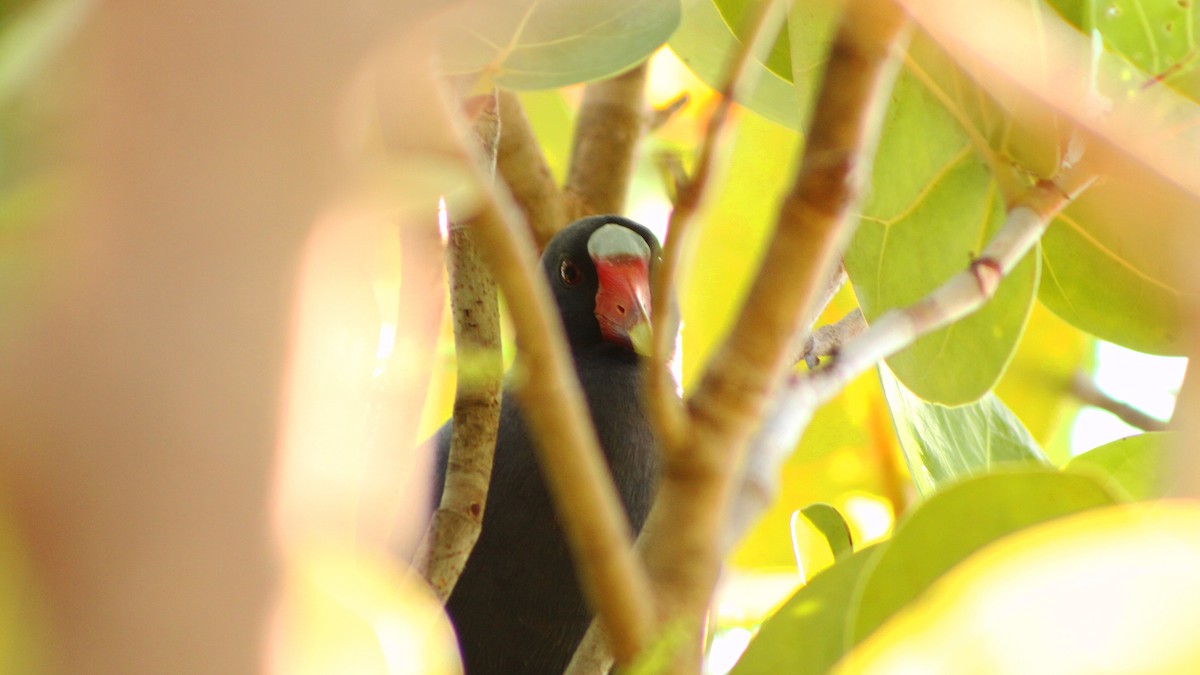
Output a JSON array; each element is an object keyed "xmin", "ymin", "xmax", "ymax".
[{"xmin": 1069, "ymin": 341, "xmax": 1186, "ymax": 456}]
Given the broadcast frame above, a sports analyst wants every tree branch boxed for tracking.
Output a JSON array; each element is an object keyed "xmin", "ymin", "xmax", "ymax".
[
  {"xmin": 562, "ymin": 63, "xmax": 649, "ymax": 220},
  {"xmin": 464, "ymin": 166, "xmax": 655, "ymax": 666},
  {"xmin": 414, "ymin": 94, "xmax": 505, "ymax": 600},
  {"xmin": 796, "ymin": 307, "xmax": 865, "ymax": 368},
  {"xmin": 723, "ymin": 172, "xmax": 1096, "ymax": 550},
  {"xmin": 636, "ymin": 2, "xmax": 913, "ymax": 671},
  {"xmin": 791, "ymin": 264, "xmax": 851, "ymax": 367},
  {"xmin": 647, "ymin": 0, "xmax": 789, "ymax": 454},
  {"xmin": 496, "ymin": 90, "xmax": 565, "ymax": 249},
  {"xmin": 1072, "ymin": 371, "xmax": 1169, "ymax": 432}
]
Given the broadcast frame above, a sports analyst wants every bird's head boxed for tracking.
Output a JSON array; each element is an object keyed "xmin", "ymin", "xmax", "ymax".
[{"xmin": 539, "ymin": 215, "xmax": 661, "ymax": 360}]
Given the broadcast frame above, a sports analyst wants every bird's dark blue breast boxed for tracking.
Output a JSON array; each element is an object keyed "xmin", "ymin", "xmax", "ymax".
[{"xmin": 436, "ymin": 348, "xmax": 657, "ymax": 674}]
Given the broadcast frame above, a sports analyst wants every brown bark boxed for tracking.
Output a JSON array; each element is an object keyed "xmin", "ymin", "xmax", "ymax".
[
  {"xmin": 639, "ymin": 2, "xmax": 914, "ymax": 671},
  {"xmin": 414, "ymin": 93, "xmax": 505, "ymax": 601},
  {"xmin": 563, "ymin": 64, "xmax": 649, "ymax": 220},
  {"xmin": 497, "ymin": 90, "xmax": 565, "ymax": 249}
]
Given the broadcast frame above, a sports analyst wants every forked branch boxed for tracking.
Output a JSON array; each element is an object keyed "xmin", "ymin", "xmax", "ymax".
[
  {"xmin": 563, "ymin": 64, "xmax": 650, "ymax": 220},
  {"xmin": 725, "ymin": 172, "xmax": 1097, "ymax": 549},
  {"xmin": 637, "ymin": 2, "xmax": 914, "ymax": 673}
]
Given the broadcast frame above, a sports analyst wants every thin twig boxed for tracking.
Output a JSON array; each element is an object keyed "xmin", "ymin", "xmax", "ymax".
[
  {"xmin": 796, "ymin": 308, "xmax": 866, "ymax": 368},
  {"xmin": 722, "ymin": 171, "xmax": 1096, "ymax": 550},
  {"xmin": 414, "ymin": 93, "xmax": 504, "ymax": 601},
  {"xmin": 1072, "ymin": 371, "xmax": 1169, "ymax": 432},
  {"xmin": 791, "ymin": 263, "xmax": 850, "ymax": 366},
  {"xmin": 562, "ymin": 63, "xmax": 649, "ymax": 220},
  {"xmin": 496, "ymin": 90, "xmax": 565, "ymax": 249},
  {"xmin": 651, "ymin": 92, "xmax": 691, "ymax": 131}
]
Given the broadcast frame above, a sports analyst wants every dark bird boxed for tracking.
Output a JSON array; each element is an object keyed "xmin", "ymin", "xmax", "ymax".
[{"xmin": 433, "ymin": 215, "xmax": 661, "ymax": 674}]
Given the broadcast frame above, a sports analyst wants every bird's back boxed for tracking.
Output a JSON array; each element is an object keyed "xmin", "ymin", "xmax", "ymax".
[{"xmin": 437, "ymin": 350, "xmax": 656, "ymax": 674}]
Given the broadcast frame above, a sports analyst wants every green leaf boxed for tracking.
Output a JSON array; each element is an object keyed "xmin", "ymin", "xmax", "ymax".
[
  {"xmin": 714, "ymin": 0, "xmax": 794, "ymax": 81},
  {"xmin": 1033, "ymin": 0, "xmax": 1199, "ymax": 354},
  {"xmin": 1066, "ymin": 431, "xmax": 1173, "ymax": 500},
  {"xmin": 1048, "ymin": 0, "xmax": 1200, "ymax": 102},
  {"xmin": 879, "ymin": 364, "xmax": 1048, "ymax": 497},
  {"xmin": 437, "ymin": 0, "xmax": 680, "ymax": 90},
  {"xmin": 1039, "ymin": 178, "xmax": 1192, "ymax": 356},
  {"xmin": 669, "ymin": 0, "xmax": 803, "ymax": 129},
  {"xmin": 730, "ymin": 548, "xmax": 875, "ymax": 675},
  {"xmin": 845, "ymin": 41, "xmax": 1040, "ymax": 404},
  {"xmin": 794, "ymin": 503, "xmax": 853, "ymax": 565},
  {"xmin": 846, "ymin": 468, "xmax": 1120, "ymax": 648},
  {"xmin": 671, "ymin": 0, "xmax": 841, "ymax": 129}
]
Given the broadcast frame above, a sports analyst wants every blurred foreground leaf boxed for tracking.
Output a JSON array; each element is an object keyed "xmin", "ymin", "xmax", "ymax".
[
  {"xmin": 437, "ymin": 0, "xmax": 680, "ymax": 89},
  {"xmin": 278, "ymin": 548, "xmax": 462, "ymax": 675},
  {"xmin": 846, "ymin": 469, "xmax": 1119, "ymax": 647},
  {"xmin": 0, "ymin": 507, "xmax": 50, "ymax": 674},
  {"xmin": 0, "ymin": 0, "xmax": 91, "ymax": 106},
  {"xmin": 669, "ymin": 0, "xmax": 805, "ymax": 129},
  {"xmin": 730, "ymin": 548, "xmax": 876, "ymax": 675},
  {"xmin": 837, "ymin": 502, "xmax": 1200, "ymax": 674}
]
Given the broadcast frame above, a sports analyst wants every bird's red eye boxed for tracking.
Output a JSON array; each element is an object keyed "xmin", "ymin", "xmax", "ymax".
[{"xmin": 559, "ymin": 259, "xmax": 581, "ymax": 285}]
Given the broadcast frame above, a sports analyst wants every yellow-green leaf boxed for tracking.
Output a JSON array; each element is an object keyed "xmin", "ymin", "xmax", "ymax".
[
  {"xmin": 846, "ymin": 469, "xmax": 1119, "ymax": 648},
  {"xmin": 437, "ymin": 0, "xmax": 680, "ymax": 90}
]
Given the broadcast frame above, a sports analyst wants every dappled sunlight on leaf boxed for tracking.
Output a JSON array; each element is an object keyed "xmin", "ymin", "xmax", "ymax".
[
  {"xmin": 274, "ymin": 546, "xmax": 462, "ymax": 675},
  {"xmin": 846, "ymin": 469, "xmax": 1119, "ymax": 648},
  {"xmin": 729, "ymin": 549, "xmax": 877, "ymax": 675},
  {"xmin": 837, "ymin": 502, "xmax": 1200, "ymax": 674}
]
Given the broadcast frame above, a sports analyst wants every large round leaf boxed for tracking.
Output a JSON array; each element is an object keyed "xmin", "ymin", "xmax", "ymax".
[
  {"xmin": 668, "ymin": 0, "xmax": 804, "ymax": 129},
  {"xmin": 837, "ymin": 503, "xmax": 1200, "ymax": 674},
  {"xmin": 730, "ymin": 548, "xmax": 875, "ymax": 675},
  {"xmin": 1035, "ymin": 0, "xmax": 1200, "ymax": 354},
  {"xmin": 846, "ymin": 469, "xmax": 1119, "ymax": 647},
  {"xmin": 1039, "ymin": 171, "xmax": 1192, "ymax": 355},
  {"xmin": 841, "ymin": 29, "xmax": 1049, "ymax": 404},
  {"xmin": 437, "ymin": 0, "xmax": 680, "ymax": 90}
]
